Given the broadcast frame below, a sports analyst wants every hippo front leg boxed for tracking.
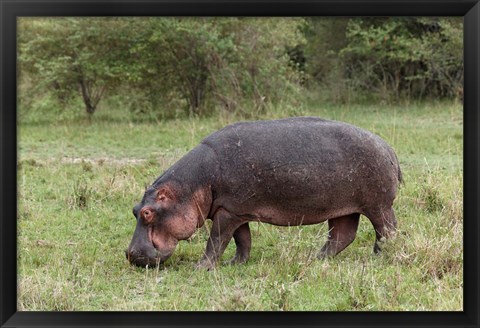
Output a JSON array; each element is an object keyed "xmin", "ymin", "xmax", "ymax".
[
  {"xmin": 228, "ymin": 223, "xmax": 251, "ymax": 265},
  {"xmin": 196, "ymin": 208, "xmax": 244, "ymax": 270}
]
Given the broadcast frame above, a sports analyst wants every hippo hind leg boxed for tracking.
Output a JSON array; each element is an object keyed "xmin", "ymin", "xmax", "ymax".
[
  {"xmin": 364, "ymin": 207, "xmax": 397, "ymax": 254},
  {"xmin": 318, "ymin": 213, "xmax": 360, "ymax": 259}
]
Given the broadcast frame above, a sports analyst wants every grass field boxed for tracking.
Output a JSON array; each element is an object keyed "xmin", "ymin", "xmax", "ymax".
[{"xmin": 17, "ymin": 100, "xmax": 463, "ymax": 311}]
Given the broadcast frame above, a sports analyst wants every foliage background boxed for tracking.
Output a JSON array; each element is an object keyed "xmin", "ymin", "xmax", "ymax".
[{"xmin": 18, "ymin": 17, "xmax": 463, "ymax": 119}]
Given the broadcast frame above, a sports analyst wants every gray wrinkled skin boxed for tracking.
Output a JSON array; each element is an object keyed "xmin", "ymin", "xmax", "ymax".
[{"xmin": 126, "ymin": 117, "xmax": 402, "ymax": 269}]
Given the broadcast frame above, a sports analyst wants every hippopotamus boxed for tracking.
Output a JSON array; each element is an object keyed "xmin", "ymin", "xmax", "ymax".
[{"xmin": 126, "ymin": 117, "xmax": 402, "ymax": 269}]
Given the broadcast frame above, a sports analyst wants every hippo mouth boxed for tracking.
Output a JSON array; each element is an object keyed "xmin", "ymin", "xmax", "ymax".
[
  {"xmin": 125, "ymin": 235, "xmax": 169, "ymax": 268},
  {"xmin": 124, "ymin": 248, "xmax": 160, "ymax": 267},
  {"xmin": 131, "ymin": 226, "xmax": 171, "ymax": 267},
  {"xmin": 125, "ymin": 248, "xmax": 168, "ymax": 268},
  {"xmin": 126, "ymin": 223, "xmax": 175, "ymax": 267}
]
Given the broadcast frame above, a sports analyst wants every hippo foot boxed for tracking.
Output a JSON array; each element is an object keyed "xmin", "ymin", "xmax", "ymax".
[
  {"xmin": 195, "ymin": 258, "xmax": 216, "ymax": 270},
  {"xmin": 373, "ymin": 234, "xmax": 393, "ymax": 254},
  {"xmin": 317, "ymin": 251, "xmax": 333, "ymax": 260},
  {"xmin": 373, "ymin": 242, "xmax": 383, "ymax": 254},
  {"xmin": 227, "ymin": 255, "xmax": 249, "ymax": 265}
]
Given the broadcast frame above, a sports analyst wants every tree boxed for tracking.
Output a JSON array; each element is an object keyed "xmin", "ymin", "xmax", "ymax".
[
  {"xmin": 19, "ymin": 18, "xmax": 133, "ymax": 116},
  {"xmin": 19, "ymin": 17, "xmax": 307, "ymax": 118},
  {"xmin": 128, "ymin": 17, "xmax": 306, "ymax": 116},
  {"xmin": 301, "ymin": 17, "xmax": 463, "ymax": 102},
  {"xmin": 301, "ymin": 18, "xmax": 350, "ymax": 102},
  {"xmin": 340, "ymin": 17, "xmax": 463, "ymax": 100}
]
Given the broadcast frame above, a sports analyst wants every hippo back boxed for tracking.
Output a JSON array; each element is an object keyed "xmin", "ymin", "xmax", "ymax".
[{"xmin": 201, "ymin": 117, "xmax": 401, "ymax": 221}]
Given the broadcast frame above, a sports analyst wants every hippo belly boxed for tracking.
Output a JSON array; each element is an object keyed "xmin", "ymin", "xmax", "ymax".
[{"xmin": 211, "ymin": 160, "xmax": 366, "ymax": 226}]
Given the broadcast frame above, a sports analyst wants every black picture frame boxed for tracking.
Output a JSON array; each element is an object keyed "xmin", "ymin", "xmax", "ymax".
[{"xmin": 1, "ymin": 1, "xmax": 478, "ymax": 327}]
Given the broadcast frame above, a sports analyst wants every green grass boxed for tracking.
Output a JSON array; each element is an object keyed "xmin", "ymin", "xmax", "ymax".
[{"xmin": 18, "ymin": 100, "xmax": 463, "ymax": 311}]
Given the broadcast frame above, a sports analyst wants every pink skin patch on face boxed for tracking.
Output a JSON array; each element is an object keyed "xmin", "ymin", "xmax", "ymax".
[
  {"xmin": 150, "ymin": 226, "xmax": 178, "ymax": 258},
  {"xmin": 148, "ymin": 225, "xmax": 154, "ymax": 245}
]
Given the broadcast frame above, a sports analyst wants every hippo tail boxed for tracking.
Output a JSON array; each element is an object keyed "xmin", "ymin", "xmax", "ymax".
[
  {"xmin": 397, "ymin": 164, "xmax": 403, "ymax": 185},
  {"xmin": 387, "ymin": 145, "xmax": 403, "ymax": 186},
  {"xmin": 393, "ymin": 151, "xmax": 403, "ymax": 185}
]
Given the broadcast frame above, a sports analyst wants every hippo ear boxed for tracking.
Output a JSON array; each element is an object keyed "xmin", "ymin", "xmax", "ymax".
[{"xmin": 156, "ymin": 187, "xmax": 175, "ymax": 202}]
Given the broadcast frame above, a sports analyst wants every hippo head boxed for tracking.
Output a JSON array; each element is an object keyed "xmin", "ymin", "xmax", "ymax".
[{"xmin": 126, "ymin": 185, "xmax": 201, "ymax": 267}]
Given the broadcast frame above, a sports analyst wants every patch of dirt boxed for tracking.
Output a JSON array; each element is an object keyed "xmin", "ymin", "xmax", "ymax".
[
  {"xmin": 19, "ymin": 156, "xmax": 148, "ymax": 167},
  {"xmin": 59, "ymin": 157, "xmax": 146, "ymax": 165}
]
